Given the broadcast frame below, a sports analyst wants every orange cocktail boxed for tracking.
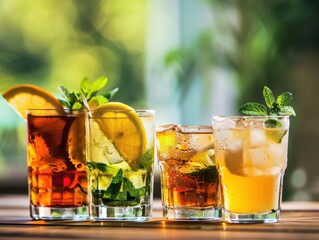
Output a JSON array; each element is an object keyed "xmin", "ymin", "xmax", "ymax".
[{"xmin": 213, "ymin": 116, "xmax": 290, "ymax": 223}]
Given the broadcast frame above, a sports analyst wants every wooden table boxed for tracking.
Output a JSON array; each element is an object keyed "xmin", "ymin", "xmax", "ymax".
[{"xmin": 1, "ymin": 195, "xmax": 319, "ymax": 239}]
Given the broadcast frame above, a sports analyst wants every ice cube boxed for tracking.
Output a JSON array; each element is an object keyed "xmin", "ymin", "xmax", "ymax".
[
  {"xmin": 250, "ymin": 128, "xmax": 267, "ymax": 147},
  {"xmin": 213, "ymin": 118, "xmax": 237, "ymax": 130},
  {"xmin": 155, "ymin": 124, "xmax": 177, "ymax": 133},
  {"xmin": 248, "ymin": 119, "xmax": 264, "ymax": 128},
  {"xmin": 248, "ymin": 147, "xmax": 271, "ymax": 169},
  {"xmin": 236, "ymin": 118, "xmax": 249, "ymax": 128},
  {"xmin": 268, "ymin": 143, "xmax": 287, "ymax": 167}
]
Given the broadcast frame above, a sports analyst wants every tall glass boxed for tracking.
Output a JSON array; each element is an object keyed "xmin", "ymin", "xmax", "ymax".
[
  {"xmin": 213, "ymin": 116, "xmax": 290, "ymax": 223},
  {"xmin": 87, "ymin": 109, "xmax": 155, "ymax": 221},
  {"xmin": 27, "ymin": 109, "xmax": 88, "ymax": 220},
  {"xmin": 156, "ymin": 125, "xmax": 221, "ymax": 221}
]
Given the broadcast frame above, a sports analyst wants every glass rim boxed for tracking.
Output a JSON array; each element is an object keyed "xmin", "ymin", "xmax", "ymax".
[
  {"xmin": 26, "ymin": 109, "xmax": 85, "ymax": 116},
  {"xmin": 88, "ymin": 108, "xmax": 155, "ymax": 113},
  {"xmin": 212, "ymin": 115, "xmax": 290, "ymax": 120},
  {"xmin": 156, "ymin": 124, "xmax": 213, "ymax": 133}
]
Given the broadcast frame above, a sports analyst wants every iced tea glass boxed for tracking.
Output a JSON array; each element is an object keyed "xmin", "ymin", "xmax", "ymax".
[
  {"xmin": 156, "ymin": 125, "xmax": 221, "ymax": 221},
  {"xmin": 87, "ymin": 109, "xmax": 155, "ymax": 221},
  {"xmin": 27, "ymin": 109, "xmax": 88, "ymax": 220},
  {"xmin": 213, "ymin": 116, "xmax": 290, "ymax": 223}
]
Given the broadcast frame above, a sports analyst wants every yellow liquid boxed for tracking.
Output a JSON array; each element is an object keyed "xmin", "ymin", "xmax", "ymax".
[{"xmin": 220, "ymin": 167, "xmax": 282, "ymax": 214}]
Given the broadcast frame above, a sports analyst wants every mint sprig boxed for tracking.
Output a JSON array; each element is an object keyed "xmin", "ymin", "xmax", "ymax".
[
  {"xmin": 58, "ymin": 76, "xmax": 119, "ymax": 110},
  {"xmin": 239, "ymin": 86, "xmax": 296, "ymax": 117}
]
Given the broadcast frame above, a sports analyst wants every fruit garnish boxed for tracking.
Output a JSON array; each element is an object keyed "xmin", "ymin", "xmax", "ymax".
[
  {"xmin": 2, "ymin": 84, "xmax": 64, "ymax": 119},
  {"xmin": 190, "ymin": 149, "xmax": 215, "ymax": 166},
  {"xmin": 239, "ymin": 86, "xmax": 296, "ymax": 119},
  {"xmin": 265, "ymin": 128, "xmax": 288, "ymax": 144},
  {"xmin": 58, "ymin": 76, "xmax": 119, "ymax": 110},
  {"xmin": 91, "ymin": 102, "xmax": 147, "ymax": 171},
  {"xmin": 67, "ymin": 111, "xmax": 87, "ymax": 170},
  {"xmin": 239, "ymin": 86, "xmax": 295, "ymax": 142}
]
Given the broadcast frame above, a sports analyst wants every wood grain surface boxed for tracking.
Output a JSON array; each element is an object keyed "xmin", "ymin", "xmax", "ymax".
[{"xmin": 0, "ymin": 195, "xmax": 319, "ymax": 239}]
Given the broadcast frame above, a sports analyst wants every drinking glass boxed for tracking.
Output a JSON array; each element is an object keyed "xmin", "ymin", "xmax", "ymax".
[
  {"xmin": 27, "ymin": 109, "xmax": 88, "ymax": 220},
  {"xmin": 87, "ymin": 109, "xmax": 155, "ymax": 221},
  {"xmin": 213, "ymin": 116, "xmax": 290, "ymax": 223},
  {"xmin": 156, "ymin": 124, "xmax": 221, "ymax": 221}
]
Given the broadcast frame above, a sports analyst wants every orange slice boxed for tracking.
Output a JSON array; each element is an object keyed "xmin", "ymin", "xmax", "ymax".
[
  {"xmin": 91, "ymin": 102, "xmax": 146, "ymax": 170},
  {"xmin": 2, "ymin": 84, "xmax": 64, "ymax": 119}
]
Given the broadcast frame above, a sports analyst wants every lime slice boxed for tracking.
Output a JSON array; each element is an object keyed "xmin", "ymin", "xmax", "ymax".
[
  {"xmin": 190, "ymin": 149, "xmax": 215, "ymax": 166},
  {"xmin": 126, "ymin": 170, "xmax": 146, "ymax": 189},
  {"xmin": 178, "ymin": 149, "xmax": 215, "ymax": 174},
  {"xmin": 265, "ymin": 128, "xmax": 287, "ymax": 143}
]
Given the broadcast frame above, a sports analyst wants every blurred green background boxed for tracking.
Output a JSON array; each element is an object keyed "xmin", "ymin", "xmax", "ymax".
[{"xmin": 1, "ymin": 0, "xmax": 319, "ymax": 201}]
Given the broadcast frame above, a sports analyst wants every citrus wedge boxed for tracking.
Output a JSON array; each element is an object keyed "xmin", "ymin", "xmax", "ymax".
[
  {"xmin": 265, "ymin": 128, "xmax": 287, "ymax": 144},
  {"xmin": 91, "ymin": 102, "xmax": 147, "ymax": 170},
  {"xmin": 2, "ymin": 84, "xmax": 64, "ymax": 119}
]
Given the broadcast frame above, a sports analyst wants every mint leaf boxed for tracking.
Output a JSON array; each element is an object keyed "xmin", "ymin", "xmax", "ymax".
[
  {"xmin": 58, "ymin": 85, "xmax": 71, "ymax": 103},
  {"xmin": 87, "ymin": 77, "xmax": 107, "ymax": 99},
  {"xmin": 263, "ymin": 86, "xmax": 275, "ymax": 108},
  {"xmin": 59, "ymin": 99, "xmax": 70, "ymax": 109},
  {"xmin": 276, "ymin": 92, "xmax": 292, "ymax": 107},
  {"xmin": 239, "ymin": 86, "xmax": 296, "ymax": 117},
  {"xmin": 57, "ymin": 76, "xmax": 118, "ymax": 111},
  {"xmin": 279, "ymin": 106, "xmax": 296, "ymax": 116},
  {"xmin": 80, "ymin": 78, "xmax": 91, "ymax": 95},
  {"xmin": 104, "ymin": 87, "xmax": 119, "ymax": 101},
  {"xmin": 139, "ymin": 148, "xmax": 154, "ymax": 169},
  {"xmin": 239, "ymin": 102, "xmax": 267, "ymax": 116},
  {"xmin": 89, "ymin": 95, "xmax": 109, "ymax": 106},
  {"xmin": 72, "ymin": 102, "xmax": 83, "ymax": 110}
]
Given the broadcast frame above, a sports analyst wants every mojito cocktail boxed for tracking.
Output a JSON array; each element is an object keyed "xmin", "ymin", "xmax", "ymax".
[
  {"xmin": 156, "ymin": 125, "xmax": 221, "ymax": 220},
  {"xmin": 87, "ymin": 103, "xmax": 155, "ymax": 221},
  {"xmin": 213, "ymin": 116, "xmax": 290, "ymax": 223}
]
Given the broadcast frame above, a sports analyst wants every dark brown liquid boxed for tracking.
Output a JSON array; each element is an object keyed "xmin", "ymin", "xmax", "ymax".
[
  {"xmin": 27, "ymin": 113, "xmax": 87, "ymax": 207},
  {"xmin": 161, "ymin": 160, "xmax": 219, "ymax": 208}
]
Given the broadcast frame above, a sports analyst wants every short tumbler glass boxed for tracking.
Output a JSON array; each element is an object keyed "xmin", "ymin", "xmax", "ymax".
[
  {"xmin": 213, "ymin": 116, "xmax": 290, "ymax": 223},
  {"xmin": 27, "ymin": 109, "xmax": 88, "ymax": 220},
  {"xmin": 87, "ymin": 109, "xmax": 155, "ymax": 221},
  {"xmin": 156, "ymin": 124, "xmax": 221, "ymax": 221}
]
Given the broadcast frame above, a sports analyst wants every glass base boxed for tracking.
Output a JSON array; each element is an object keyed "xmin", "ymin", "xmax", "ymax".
[
  {"xmin": 163, "ymin": 206, "xmax": 222, "ymax": 221},
  {"xmin": 90, "ymin": 204, "xmax": 152, "ymax": 221},
  {"xmin": 223, "ymin": 209, "xmax": 280, "ymax": 223},
  {"xmin": 30, "ymin": 205, "xmax": 88, "ymax": 220}
]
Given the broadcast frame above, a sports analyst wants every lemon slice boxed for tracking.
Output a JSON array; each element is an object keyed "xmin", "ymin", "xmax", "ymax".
[
  {"xmin": 68, "ymin": 111, "xmax": 87, "ymax": 171},
  {"xmin": 91, "ymin": 102, "xmax": 147, "ymax": 170},
  {"xmin": 2, "ymin": 84, "xmax": 64, "ymax": 119}
]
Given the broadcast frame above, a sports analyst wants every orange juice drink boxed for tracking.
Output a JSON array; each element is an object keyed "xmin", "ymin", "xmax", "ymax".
[
  {"xmin": 156, "ymin": 125, "xmax": 221, "ymax": 221},
  {"xmin": 213, "ymin": 116, "xmax": 289, "ymax": 223}
]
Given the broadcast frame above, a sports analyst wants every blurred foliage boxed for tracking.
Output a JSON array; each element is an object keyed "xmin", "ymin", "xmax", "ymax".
[
  {"xmin": 165, "ymin": 0, "xmax": 319, "ymax": 106},
  {"xmin": 0, "ymin": 0, "xmax": 147, "ymax": 189},
  {"xmin": 0, "ymin": 0, "xmax": 147, "ymax": 107},
  {"xmin": 164, "ymin": 0, "xmax": 319, "ymax": 200}
]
